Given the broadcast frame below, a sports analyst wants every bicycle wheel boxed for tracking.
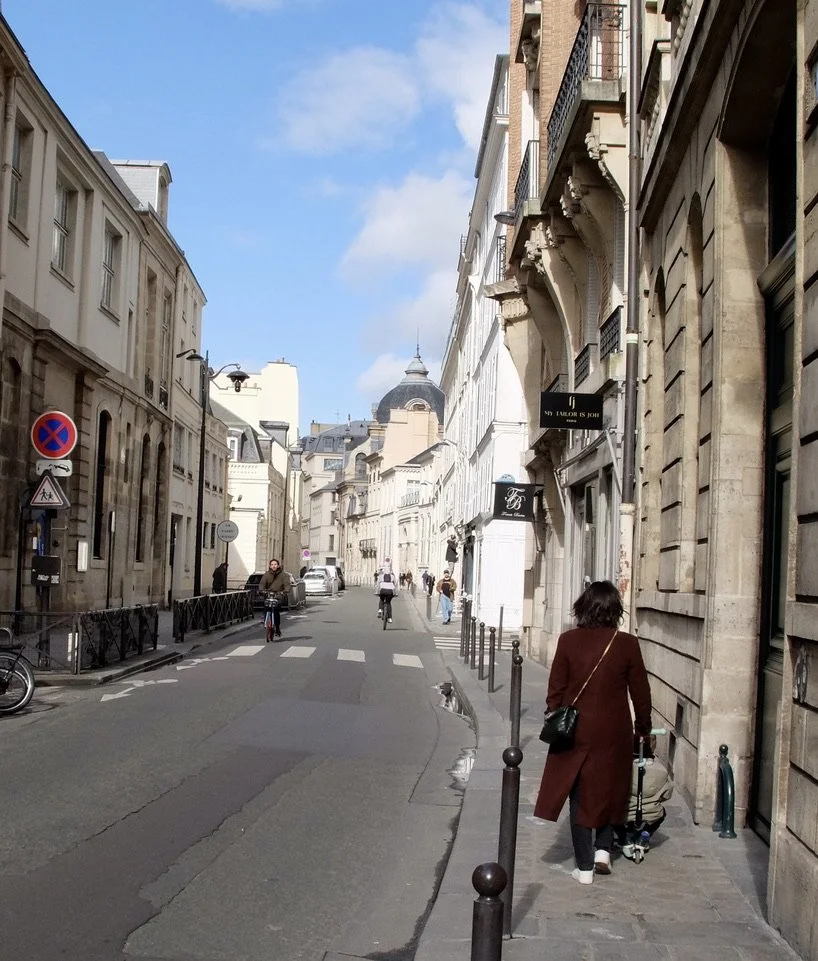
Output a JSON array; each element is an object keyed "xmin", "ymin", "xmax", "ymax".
[
  {"xmin": 0, "ymin": 666, "xmax": 35, "ymax": 714},
  {"xmin": 0, "ymin": 652, "xmax": 35, "ymax": 689},
  {"xmin": 382, "ymin": 599, "xmax": 390, "ymax": 629}
]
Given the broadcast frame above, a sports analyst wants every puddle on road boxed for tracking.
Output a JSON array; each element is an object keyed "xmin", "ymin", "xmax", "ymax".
[
  {"xmin": 448, "ymin": 747, "xmax": 476, "ymax": 790},
  {"xmin": 437, "ymin": 680, "xmax": 468, "ymax": 718}
]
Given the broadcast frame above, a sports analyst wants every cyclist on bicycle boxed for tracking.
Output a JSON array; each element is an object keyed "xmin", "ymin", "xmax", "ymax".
[
  {"xmin": 376, "ymin": 559, "xmax": 398, "ymax": 622},
  {"xmin": 258, "ymin": 558, "xmax": 289, "ymax": 640}
]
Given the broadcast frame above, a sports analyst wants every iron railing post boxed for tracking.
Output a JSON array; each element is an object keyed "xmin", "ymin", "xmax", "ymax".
[
  {"xmin": 510, "ymin": 639, "xmax": 523, "ymax": 749},
  {"xmin": 470, "ymin": 617, "xmax": 477, "ymax": 670},
  {"xmin": 497, "ymin": 605, "xmax": 504, "ymax": 650},
  {"xmin": 498, "ymin": 745, "xmax": 523, "ymax": 938},
  {"xmin": 471, "ymin": 862, "xmax": 507, "ymax": 961},
  {"xmin": 478, "ymin": 622, "xmax": 486, "ymax": 680},
  {"xmin": 488, "ymin": 627, "xmax": 496, "ymax": 693}
]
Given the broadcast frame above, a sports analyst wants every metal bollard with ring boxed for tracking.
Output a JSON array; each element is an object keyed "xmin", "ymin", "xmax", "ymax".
[{"xmin": 471, "ymin": 861, "xmax": 507, "ymax": 961}]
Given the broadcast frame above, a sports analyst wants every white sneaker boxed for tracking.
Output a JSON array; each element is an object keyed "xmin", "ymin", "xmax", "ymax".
[
  {"xmin": 571, "ymin": 868, "xmax": 594, "ymax": 885},
  {"xmin": 594, "ymin": 850, "xmax": 611, "ymax": 875},
  {"xmin": 388, "ymin": 618, "xmax": 393, "ymax": 623}
]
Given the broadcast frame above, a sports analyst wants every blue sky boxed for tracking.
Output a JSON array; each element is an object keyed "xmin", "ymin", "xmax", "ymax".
[{"xmin": 4, "ymin": 0, "xmax": 507, "ymax": 434}]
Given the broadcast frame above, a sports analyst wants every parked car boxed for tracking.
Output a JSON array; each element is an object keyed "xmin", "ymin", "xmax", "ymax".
[
  {"xmin": 243, "ymin": 571, "xmax": 304, "ymax": 610},
  {"xmin": 310, "ymin": 565, "xmax": 344, "ymax": 591},
  {"xmin": 302, "ymin": 569, "xmax": 333, "ymax": 596}
]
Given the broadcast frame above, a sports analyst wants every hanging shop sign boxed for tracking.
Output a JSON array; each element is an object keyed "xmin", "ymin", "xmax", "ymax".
[
  {"xmin": 492, "ymin": 482, "xmax": 539, "ymax": 522},
  {"xmin": 539, "ymin": 391, "xmax": 603, "ymax": 430}
]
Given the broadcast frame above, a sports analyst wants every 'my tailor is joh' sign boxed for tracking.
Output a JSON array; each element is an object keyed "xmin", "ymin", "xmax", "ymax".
[{"xmin": 539, "ymin": 391, "xmax": 604, "ymax": 430}]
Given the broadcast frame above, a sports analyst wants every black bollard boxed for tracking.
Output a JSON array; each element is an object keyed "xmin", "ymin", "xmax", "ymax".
[
  {"xmin": 470, "ymin": 617, "xmax": 477, "ymax": 670},
  {"xmin": 460, "ymin": 598, "xmax": 470, "ymax": 657},
  {"xmin": 471, "ymin": 862, "xmax": 507, "ymax": 961},
  {"xmin": 478, "ymin": 622, "xmax": 486, "ymax": 679},
  {"xmin": 488, "ymin": 627, "xmax": 496, "ymax": 693},
  {"xmin": 426, "ymin": 591, "xmax": 432, "ymax": 621},
  {"xmin": 498, "ymin": 745, "xmax": 522, "ymax": 938},
  {"xmin": 497, "ymin": 605, "xmax": 504, "ymax": 650},
  {"xmin": 510, "ymin": 639, "xmax": 523, "ymax": 749}
]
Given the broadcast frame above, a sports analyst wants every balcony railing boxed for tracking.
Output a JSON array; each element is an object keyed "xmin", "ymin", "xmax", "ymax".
[
  {"xmin": 158, "ymin": 380, "xmax": 169, "ymax": 411},
  {"xmin": 514, "ymin": 139, "xmax": 540, "ymax": 220},
  {"xmin": 360, "ymin": 538, "xmax": 376, "ymax": 555},
  {"xmin": 495, "ymin": 234, "xmax": 506, "ymax": 283},
  {"xmin": 545, "ymin": 372, "xmax": 568, "ymax": 393},
  {"xmin": 401, "ymin": 490, "xmax": 421, "ymax": 508},
  {"xmin": 599, "ymin": 306, "xmax": 622, "ymax": 359},
  {"xmin": 574, "ymin": 344, "xmax": 596, "ymax": 386},
  {"xmin": 144, "ymin": 372, "xmax": 154, "ymax": 399},
  {"xmin": 546, "ymin": 4, "xmax": 626, "ymax": 177}
]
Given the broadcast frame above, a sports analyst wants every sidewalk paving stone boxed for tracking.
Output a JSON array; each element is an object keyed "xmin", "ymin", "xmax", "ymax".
[{"xmin": 404, "ymin": 590, "xmax": 804, "ymax": 961}]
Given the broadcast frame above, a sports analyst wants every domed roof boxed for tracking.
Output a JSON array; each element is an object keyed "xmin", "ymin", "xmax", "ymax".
[{"xmin": 375, "ymin": 352, "xmax": 445, "ymax": 425}]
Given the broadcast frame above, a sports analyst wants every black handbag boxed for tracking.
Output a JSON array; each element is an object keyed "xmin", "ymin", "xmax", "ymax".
[{"xmin": 539, "ymin": 630, "xmax": 618, "ymax": 752}]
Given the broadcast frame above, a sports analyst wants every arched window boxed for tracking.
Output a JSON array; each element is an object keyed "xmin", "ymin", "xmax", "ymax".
[{"xmin": 93, "ymin": 411, "xmax": 112, "ymax": 558}]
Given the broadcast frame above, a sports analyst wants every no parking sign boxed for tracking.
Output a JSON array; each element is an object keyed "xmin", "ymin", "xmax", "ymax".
[{"xmin": 31, "ymin": 410, "xmax": 78, "ymax": 459}]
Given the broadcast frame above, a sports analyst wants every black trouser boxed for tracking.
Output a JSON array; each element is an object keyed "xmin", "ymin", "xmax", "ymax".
[
  {"xmin": 569, "ymin": 775, "xmax": 613, "ymax": 871},
  {"xmin": 379, "ymin": 590, "xmax": 394, "ymax": 615}
]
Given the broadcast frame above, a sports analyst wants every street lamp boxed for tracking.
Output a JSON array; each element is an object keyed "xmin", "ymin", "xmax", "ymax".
[{"xmin": 176, "ymin": 348, "xmax": 249, "ymax": 596}]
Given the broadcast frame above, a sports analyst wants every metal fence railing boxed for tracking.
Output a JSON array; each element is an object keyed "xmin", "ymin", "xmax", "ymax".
[
  {"xmin": 600, "ymin": 305, "xmax": 623, "ymax": 359},
  {"xmin": 513, "ymin": 139, "xmax": 540, "ymax": 220},
  {"xmin": 172, "ymin": 590, "xmax": 253, "ymax": 643},
  {"xmin": 0, "ymin": 604, "xmax": 159, "ymax": 673}
]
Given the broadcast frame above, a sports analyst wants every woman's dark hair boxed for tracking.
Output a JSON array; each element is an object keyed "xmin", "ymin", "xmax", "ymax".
[{"xmin": 572, "ymin": 580, "xmax": 623, "ymax": 628}]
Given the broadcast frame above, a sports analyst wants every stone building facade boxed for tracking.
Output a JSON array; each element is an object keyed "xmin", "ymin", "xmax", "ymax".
[
  {"xmin": 0, "ymin": 18, "xmax": 225, "ymax": 621},
  {"xmin": 440, "ymin": 55, "xmax": 528, "ymax": 631},
  {"xmin": 493, "ymin": 0, "xmax": 818, "ymax": 955}
]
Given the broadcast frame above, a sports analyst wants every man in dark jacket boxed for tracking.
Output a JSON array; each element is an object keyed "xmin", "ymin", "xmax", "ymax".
[
  {"xmin": 258, "ymin": 558, "xmax": 289, "ymax": 639},
  {"xmin": 212, "ymin": 562, "xmax": 228, "ymax": 594}
]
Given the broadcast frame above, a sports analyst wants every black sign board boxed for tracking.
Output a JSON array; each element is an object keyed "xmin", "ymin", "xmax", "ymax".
[
  {"xmin": 493, "ymin": 482, "xmax": 538, "ymax": 522},
  {"xmin": 539, "ymin": 391, "xmax": 604, "ymax": 430},
  {"xmin": 31, "ymin": 554, "xmax": 61, "ymax": 586}
]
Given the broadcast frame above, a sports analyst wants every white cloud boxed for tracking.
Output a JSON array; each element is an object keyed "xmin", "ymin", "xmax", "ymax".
[
  {"xmin": 340, "ymin": 171, "xmax": 471, "ymax": 280},
  {"xmin": 373, "ymin": 269, "xmax": 458, "ymax": 356},
  {"xmin": 278, "ymin": 48, "xmax": 420, "ymax": 153},
  {"xmin": 356, "ymin": 354, "xmax": 413, "ymax": 400},
  {"xmin": 417, "ymin": 3, "xmax": 508, "ymax": 152}
]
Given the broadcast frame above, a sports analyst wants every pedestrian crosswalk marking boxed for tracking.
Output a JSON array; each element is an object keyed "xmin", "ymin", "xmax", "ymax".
[
  {"xmin": 393, "ymin": 653, "xmax": 424, "ymax": 669},
  {"xmin": 338, "ymin": 648, "xmax": 365, "ymax": 662},
  {"xmin": 280, "ymin": 646, "xmax": 316, "ymax": 658},
  {"xmin": 227, "ymin": 645, "xmax": 265, "ymax": 657}
]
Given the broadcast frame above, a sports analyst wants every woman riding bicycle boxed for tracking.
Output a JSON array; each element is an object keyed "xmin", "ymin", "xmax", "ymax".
[{"xmin": 258, "ymin": 558, "xmax": 289, "ymax": 641}]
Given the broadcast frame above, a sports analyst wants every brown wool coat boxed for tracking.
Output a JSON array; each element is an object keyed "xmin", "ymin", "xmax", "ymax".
[{"xmin": 533, "ymin": 627, "xmax": 652, "ymax": 829}]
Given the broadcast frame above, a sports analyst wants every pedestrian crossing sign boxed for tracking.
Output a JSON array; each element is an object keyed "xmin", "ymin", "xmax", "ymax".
[{"xmin": 28, "ymin": 470, "xmax": 71, "ymax": 510}]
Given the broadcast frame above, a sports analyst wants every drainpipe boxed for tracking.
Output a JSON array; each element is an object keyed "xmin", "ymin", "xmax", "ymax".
[
  {"xmin": 619, "ymin": 0, "xmax": 642, "ymax": 625},
  {"xmin": 0, "ymin": 66, "xmax": 18, "ymax": 340}
]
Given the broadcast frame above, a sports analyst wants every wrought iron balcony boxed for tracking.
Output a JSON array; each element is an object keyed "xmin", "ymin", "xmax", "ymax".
[
  {"xmin": 574, "ymin": 343, "xmax": 596, "ymax": 386},
  {"xmin": 545, "ymin": 372, "xmax": 568, "ymax": 393},
  {"xmin": 546, "ymin": 4, "xmax": 626, "ymax": 178},
  {"xmin": 495, "ymin": 234, "xmax": 506, "ymax": 283},
  {"xmin": 514, "ymin": 139, "xmax": 540, "ymax": 220},
  {"xmin": 158, "ymin": 380, "xmax": 169, "ymax": 411},
  {"xmin": 599, "ymin": 306, "xmax": 622, "ymax": 359}
]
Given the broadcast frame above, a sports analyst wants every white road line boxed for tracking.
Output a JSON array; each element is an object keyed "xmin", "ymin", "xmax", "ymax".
[
  {"xmin": 337, "ymin": 649, "xmax": 365, "ymax": 662},
  {"xmin": 227, "ymin": 645, "xmax": 266, "ymax": 657},
  {"xmin": 280, "ymin": 646, "xmax": 316, "ymax": 658},
  {"xmin": 393, "ymin": 653, "xmax": 424, "ymax": 669}
]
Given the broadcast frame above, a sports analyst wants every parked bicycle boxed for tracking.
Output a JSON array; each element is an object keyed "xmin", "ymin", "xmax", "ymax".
[{"xmin": 0, "ymin": 627, "xmax": 36, "ymax": 715}]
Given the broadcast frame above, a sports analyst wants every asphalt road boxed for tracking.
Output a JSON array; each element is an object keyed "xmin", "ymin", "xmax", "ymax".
[{"xmin": 0, "ymin": 588, "xmax": 475, "ymax": 961}]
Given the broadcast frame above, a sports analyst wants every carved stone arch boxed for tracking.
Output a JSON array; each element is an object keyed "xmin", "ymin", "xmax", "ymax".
[{"xmin": 719, "ymin": 0, "xmax": 796, "ymax": 150}]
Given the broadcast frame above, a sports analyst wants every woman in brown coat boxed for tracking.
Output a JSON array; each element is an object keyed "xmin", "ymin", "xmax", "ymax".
[{"xmin": 534, "ymin": 581, "xmax": 652, "ymax": 884}]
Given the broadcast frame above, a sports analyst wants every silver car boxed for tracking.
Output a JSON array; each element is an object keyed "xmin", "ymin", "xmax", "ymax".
[{"xmin": 302, "ymin": 569, "xmax": 332, "ymax": 595}]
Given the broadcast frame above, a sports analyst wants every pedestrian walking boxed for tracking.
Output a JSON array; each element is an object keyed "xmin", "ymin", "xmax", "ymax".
[
  {"xmin": 533, "ymin": 580, "xmax": 652, "ymax": 884},
  {"xmin": 405, "ymin": 570, "xmax": 414, "ymax": 594},
  {"xmin": 435, "ymin": 570, "xmax": 457, "ymax": 624},
  {"xmin": 427, "ymin": 572, "xmax": 435, "ymax": 596},
  {"xmin": 211, "ymin": 562, "xmax": 228, "ymax": 594}
]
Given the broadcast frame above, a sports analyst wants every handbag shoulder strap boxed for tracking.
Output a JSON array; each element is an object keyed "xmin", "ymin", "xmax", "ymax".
[{"xmin": 570, "ymin": 629, "xmax": 618, "ymax": 706}]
